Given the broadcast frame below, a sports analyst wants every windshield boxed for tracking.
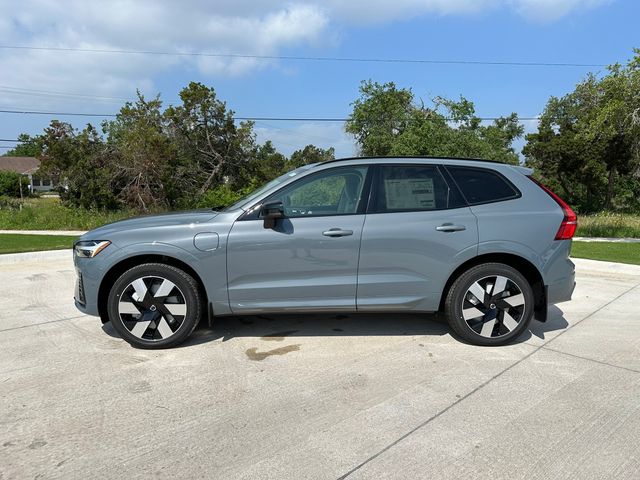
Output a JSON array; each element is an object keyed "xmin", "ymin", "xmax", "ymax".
[{"xmin": 222, "ymin": 163, "xmax": 318, "ymax": 211}]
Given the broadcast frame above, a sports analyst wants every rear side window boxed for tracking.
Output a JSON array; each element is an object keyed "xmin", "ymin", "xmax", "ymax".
[
  {"xmin": 371, "ymin": 165, "xmax": 465, "ymax": 213},
  {"xmin": 446, "ymin": 166, "xmax": 520, "ymax": 205}
]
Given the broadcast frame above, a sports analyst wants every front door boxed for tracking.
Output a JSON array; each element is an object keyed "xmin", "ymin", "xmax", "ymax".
[{"xmin": 227, "ymin": 166, "xmax": 370, "ymax": 313}]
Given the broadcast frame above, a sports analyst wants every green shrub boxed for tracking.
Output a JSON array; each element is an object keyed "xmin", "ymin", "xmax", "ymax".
[{"xmin": 0, "ymin": 171, "xmax": 27, "ymax": 197}]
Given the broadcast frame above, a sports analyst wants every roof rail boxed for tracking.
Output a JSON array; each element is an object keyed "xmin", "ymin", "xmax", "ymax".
[{"xmin": 319, "ymin": 155, "xmax": 512, "ymax": 166}]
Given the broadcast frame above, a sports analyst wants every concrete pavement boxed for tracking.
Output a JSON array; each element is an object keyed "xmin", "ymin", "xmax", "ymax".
[{"xmin": 0, "ymin": 255, "xmax": 639, "ymax": 479}]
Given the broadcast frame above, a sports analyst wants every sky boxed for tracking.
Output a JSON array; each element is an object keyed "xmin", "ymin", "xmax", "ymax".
[{"xmin": 0, "ymin": 0, "xmax": 638, "ymax": 158}]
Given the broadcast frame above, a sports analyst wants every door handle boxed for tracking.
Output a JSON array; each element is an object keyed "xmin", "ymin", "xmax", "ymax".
[
  {"xmin": 436, "ymin": 224, "xmax": 466, "ymax": 232},
  {"xmin": 322, "ymin": 228, "xmax": 354, "ymax": 237}
]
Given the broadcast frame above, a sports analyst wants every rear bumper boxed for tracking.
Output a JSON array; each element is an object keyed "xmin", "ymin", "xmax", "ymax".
[{"xmin": 547, "ymin": 266, "xmax": 576, "ymax": 304}]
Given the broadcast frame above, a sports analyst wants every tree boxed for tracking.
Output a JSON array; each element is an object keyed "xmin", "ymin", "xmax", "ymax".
[
  {"xmin": 38, "ymin": 121, "xmax": 118, "ymax": 209},
  {"xmin": 2, "ymin": 133, "xmax": 42, "ymax": 157},
  {"xmin": 103, "ymin": 93, "xmax": 180, "ymax": 211},
  {"xmin": 524, "ymin": 50, "xmax": 640, "ymax": 212},
  {"xmin": 345, "ymin": 80, "xmax": 523, "ymax": 164},
  {"xmin": 165, "ymin": 82, "xmax": 255, "ymax": 195},
  {"xmin": 288, "ymin": 145, "xmax": 335, "ymax": 169}
]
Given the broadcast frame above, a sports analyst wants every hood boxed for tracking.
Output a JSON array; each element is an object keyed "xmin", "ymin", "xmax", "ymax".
[{"xmin": 81, "ymin": 209, "xmax": 219, "ymax": 241}]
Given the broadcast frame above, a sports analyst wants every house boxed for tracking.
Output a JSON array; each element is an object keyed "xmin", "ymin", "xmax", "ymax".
[{"xmin": 0, "ymin": 156, "xmax": 57, "ymax": 192}]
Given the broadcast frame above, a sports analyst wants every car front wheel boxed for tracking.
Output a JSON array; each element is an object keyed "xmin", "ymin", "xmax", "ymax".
[
  {"xmin": 445, "ymin": 263, "xmax": 534, "ymax": 346},
  {"xmin": 107, "ymin": 263, "xmax": 202, "ymax": 349}
]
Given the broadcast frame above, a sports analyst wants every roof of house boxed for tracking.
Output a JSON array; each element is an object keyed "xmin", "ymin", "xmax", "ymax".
[{"xmin": 0, "ymin": 156, "xmax": 40, "ymax": 175}]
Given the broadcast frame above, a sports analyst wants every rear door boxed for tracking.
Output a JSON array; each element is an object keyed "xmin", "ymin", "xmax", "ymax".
[{"xmin": 357, "ymin": 164, "xmax": 478, "ymax": 312}]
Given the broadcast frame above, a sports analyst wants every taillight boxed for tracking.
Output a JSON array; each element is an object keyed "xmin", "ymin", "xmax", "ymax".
[{"xmin": 528, "ymin": 177, "xmax": 577, "ymax": 240}]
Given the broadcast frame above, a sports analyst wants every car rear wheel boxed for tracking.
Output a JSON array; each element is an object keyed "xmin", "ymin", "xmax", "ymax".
[
  {"xmin": 107, "ymin": 263, "xmax": 202, "ymax": 349},
  {"xmin": 445, "ymin": 263, "xmax": 534, "ymax": 346}
]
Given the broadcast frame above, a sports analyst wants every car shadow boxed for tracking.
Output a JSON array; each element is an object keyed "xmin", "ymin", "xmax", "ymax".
[{"xmin": 102, "ymin": 305, "xmax": 569, "ymax": 348}]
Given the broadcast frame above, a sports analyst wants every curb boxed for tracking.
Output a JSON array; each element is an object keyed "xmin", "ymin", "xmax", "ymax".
[
  {"xmin": 574, "ymin": 237, "xmax": 640, "ymax": 243},
  {"xmin": 0, "ymin": 249, "xmax": 72, "ymax": 264}
]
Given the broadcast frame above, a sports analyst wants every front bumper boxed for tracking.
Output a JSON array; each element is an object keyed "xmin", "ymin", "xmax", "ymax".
[{"xmin": 73, "ymin": 258, "xmax": 103, "ymax": 317}]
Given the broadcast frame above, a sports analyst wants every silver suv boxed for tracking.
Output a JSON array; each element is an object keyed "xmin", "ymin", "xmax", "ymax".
[{"xmin": 74, "ymin": 157, "xmax": 576, "ymax": 348}]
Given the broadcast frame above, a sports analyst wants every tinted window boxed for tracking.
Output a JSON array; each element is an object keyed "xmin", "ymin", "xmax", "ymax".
[
  {"xmin": 268, "ymin": 166, "xmax": 368, "ymax": 217},
  {"xmin": 446, "ymin": 166, "xmax": 519, "ymax": 205},
  {"xmin": 371, "ymin": 165, "xmax": 464, "ymax": 213}
]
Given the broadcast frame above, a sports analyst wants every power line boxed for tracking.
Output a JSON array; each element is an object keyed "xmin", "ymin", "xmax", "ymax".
[
  {"xmin": 0, "ymin": 85, "xmax": 132, "ymax": 102},
  {"xmin": 0, "ymin": 108, "xmax": 539, "ymax": 122},
  {"xmin": 0, "ymin": 138, "xmax": 20, "ymax": 142},
  {"xmin": 0, "ymin": 45, "xmax": 608, "ymax": 68}
]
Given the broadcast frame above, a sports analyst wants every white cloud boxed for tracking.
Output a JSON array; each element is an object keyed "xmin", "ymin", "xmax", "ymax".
[
  {"xmin": 509, "ymin": 0, "xmax": 611, "ymax": 23},
  {"xmin": 0, "ymin": 1, "xmax": 329, "ymax": 105},
  {"xmin": 0, "ymin": 1, "xmax": 611, "ymax": 116}
]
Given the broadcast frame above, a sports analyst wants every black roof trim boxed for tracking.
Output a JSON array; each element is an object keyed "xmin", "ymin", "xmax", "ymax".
[{"xmin": 319, "ymin": 155, "xmax": 508, "ymax": 166}]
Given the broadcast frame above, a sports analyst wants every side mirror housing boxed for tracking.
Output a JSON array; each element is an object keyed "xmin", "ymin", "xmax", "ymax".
[{"xmin": 260, "ymin": 201, "xmax": 284, "ymax": 229}]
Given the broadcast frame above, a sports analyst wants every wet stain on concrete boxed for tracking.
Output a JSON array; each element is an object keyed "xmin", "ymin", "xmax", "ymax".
[
  {"xmin": 260, "ymin": 330, "xmax": 298, "ymax": 342},
  {"xmin": 246, "ymin": 344, "xmax": 300, "ymax": 361}
]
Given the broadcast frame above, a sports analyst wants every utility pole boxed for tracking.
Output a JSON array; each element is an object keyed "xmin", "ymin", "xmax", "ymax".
[{"xmin": 19, "ymin": 175, "xmax": 24, "ymax": 210}]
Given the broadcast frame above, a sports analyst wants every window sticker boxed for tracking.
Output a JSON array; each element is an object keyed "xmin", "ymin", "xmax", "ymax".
[{"xmin": 384, "ymin": 177, "xmax": 435, "ymax": 209}]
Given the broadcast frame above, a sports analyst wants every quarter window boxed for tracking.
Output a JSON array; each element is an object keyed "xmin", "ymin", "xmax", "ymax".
[
  {"xmin": 446, "ymin": 166, "xmax": 519, "ymax": 205},
  {"xmin": 372, "ymin": 165, "xmax": 464, "ymax": 213}
]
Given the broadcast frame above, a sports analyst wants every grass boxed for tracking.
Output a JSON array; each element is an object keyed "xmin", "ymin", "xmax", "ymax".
[
  {"xmin": 571, "ymin": 241, "xmax": 640, "ymax": 266},
  {"xmin": 576, "ymin": 213, "xmax": 640, "ymax": 238},
  {"xmin": 0, "ymin": 197, "xmax": 133, "ymax": 230},
  {"xmin": 0, "ymin": 234, "xmax": 78, "ymax": 254}
]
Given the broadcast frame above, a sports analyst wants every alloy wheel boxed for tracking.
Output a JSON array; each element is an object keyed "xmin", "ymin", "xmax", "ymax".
[
  {"xmin": 117, "ymin": 276, "xmax": 188, "ymax": 341},
  {"xmin": 461, "ymin": 275, "xmax": 526, "ymax": 338}
]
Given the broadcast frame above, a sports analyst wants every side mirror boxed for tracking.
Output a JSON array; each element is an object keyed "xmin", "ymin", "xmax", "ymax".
[{"xmin": 260, "ymin": 201, "xmax": 284, "ymax": 229}]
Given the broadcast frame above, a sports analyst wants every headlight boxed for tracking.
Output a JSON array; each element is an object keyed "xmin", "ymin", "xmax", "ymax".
[{"xmin": 74, "ymin": 240, "xmax": 111, "ymax": 258}]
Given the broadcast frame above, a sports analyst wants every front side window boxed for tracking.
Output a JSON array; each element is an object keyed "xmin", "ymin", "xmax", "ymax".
[
  {"xmin": 267, "ymin": 166, "xmax": 368, "ymax": 217},
  {"xmin": 446, "ymin": 166, "xmax": 520, "ymax": 205},
  {"xmin": 371, "ymin": 165, "xmax": 464, "ymax": 213}
]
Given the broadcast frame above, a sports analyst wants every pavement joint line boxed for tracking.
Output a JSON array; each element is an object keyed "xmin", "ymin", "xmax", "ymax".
[
  {"xmin": 0, "ymin": 314, "xmax": 87, "ymax": 333},
  {"xmin": 336, "ymin": 279, "xmax": 640, "ymax": 480},
  {"xmin": 540, "ymin": 345, "xmax": 640, "ymax": 375}
]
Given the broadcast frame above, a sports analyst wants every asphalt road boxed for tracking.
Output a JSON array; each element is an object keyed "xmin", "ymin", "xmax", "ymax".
[{"xmin": 1, "ymin": 253, "xmax": 639, "ymax": 479}]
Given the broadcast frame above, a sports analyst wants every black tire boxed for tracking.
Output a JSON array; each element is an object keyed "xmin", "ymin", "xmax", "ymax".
[
  {"xmin": 107, "ymin": 263, "xmax": 202, "ymax": 349},
  {"xmin": 445, "ymin": 263, "xmax": 534, "ymax": 346}
]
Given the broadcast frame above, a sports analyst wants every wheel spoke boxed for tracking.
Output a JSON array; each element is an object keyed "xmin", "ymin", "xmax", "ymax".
[
  {"xmin": 463, "ymin": 307, "xmax": 484, "ymax": 320},
  {"xmin": 165, "ymin": 303, "xmax": 187, "ymax": 316},
  {"xmin": 480, "ymin": 318, "xmax": 497, "ymax": 337},
  {"xmin": 492, "ymin": 276, "xmax": 508, "ymax": 295},
  {"xmin": 504, "ymin": 293, "xmax": 525, "ymax": 307},
  {"xmin": 502, "ymin": 311, "xmax": 519, "ymax": 331},
  {"xmin": 131, "ymin": 278, "xmax": 148, "ymax": 302},
  {"xmin": 118, "ymin": 301, "xmax": 141, "ymax": 315},
  {"xmin": 154, "ymin": 279, "xmax": 176, "ymax": 298},
  {"xmin": 468, "ymin": 281, "xmax": 487, "ymax": 305},
  {"xmin": 156, "ymin": 317, "xmax": 174, "ymax": 339},
  {"xmin": 130, "ymin": 320, "xmax": 151, "ymax": 338}
]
